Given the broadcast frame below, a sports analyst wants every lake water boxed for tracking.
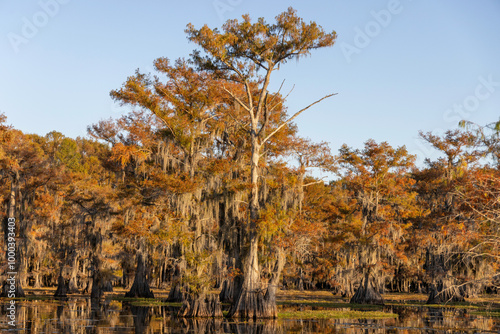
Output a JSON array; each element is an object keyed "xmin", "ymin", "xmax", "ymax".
[{"xmin": 1, "ymin": 298, "xmax": 500, "ymax": 333}]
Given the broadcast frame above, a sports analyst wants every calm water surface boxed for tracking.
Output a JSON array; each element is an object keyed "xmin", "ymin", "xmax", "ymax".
[{"xmin": 1, "ymin": 298, "xmax": 500, "ymax": 333}]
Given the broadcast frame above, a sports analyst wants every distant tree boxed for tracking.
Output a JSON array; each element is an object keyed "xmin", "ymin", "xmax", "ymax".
[
  {"xmin": 459, "ymin": 119, "xmax": 500, "ymax": 165},
  {"xmin": 0, "ymin": 118, "xmax": 71, "ymax": 297},
  {"xmin": 110, "ymin": 58, "xmax": 225, "ymax": 180},
  {"xmin": 110, "ymin": 60, "xmax": 229, "ymax": 312},
  {"xmin": 417, "ymin": 129, "xmax": 483, "ymax": 303},
  {"xmin": 337, "ymin": 139, "xmax": 417, "ymax": 304}
]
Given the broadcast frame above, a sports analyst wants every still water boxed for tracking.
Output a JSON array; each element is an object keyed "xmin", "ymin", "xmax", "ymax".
[{"xmin": 1, "ymin": 298, "xmax": 500, "ymax": 333}]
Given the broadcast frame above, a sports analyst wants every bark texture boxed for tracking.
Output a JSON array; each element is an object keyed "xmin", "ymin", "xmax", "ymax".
[
  {"xmin": 167, "ymin": 283, "xmax": 188, "ymax": 302},
  {"xmin": 54, "ymin": 272, "xmax": 69, "ymax": 297},
  {"xmin": 427, "ymin": 280, "xmax": 465, "ymax": 304},
  {"xmin": 178, "ymin": 294, "xmax": 223, "ymax": 318},
  {"xmin": 219, "ymin": 279, "xmax": 236, "ymax": 303},
  {"xmin": 227, "ymin": 239, "xmax": 283, "ymax": 318},
  {"xmin": 125, "ymin": 252, "xmax": 154, "ymax": 298},
  {"xmin": 350, "ymin": 272, "xmax": 384, "ymax": 305}
]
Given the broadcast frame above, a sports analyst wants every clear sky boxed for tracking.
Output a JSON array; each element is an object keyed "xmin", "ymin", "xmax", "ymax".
[{"xmin": 1, "ymin": 0, "xmax": 499, "ymax": 165}]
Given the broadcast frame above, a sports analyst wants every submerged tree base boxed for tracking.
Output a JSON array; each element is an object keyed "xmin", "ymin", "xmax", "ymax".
[
  {"xmin": 350, "ymin": 278, "xmax": 384, "ymax": 305},
  {"xmin": 125, "ymin": 283, "xmax": 154, "ymax": 298},
  {"xmin": 427, "ymin": 282, "xmax": 465, "ymax": 304},
  {"xmin": 125, "ymin": 252, "xmax": 154, "ymax": 298},
  {"xmin": 178, "ymin": 294, "xmax": 223, "ymax": 317},
  {"xmin": 227, "ymin": 289, "xmax": 277, "ymax": 319},
  {"xmin": 125, "ymin": 272, "xmax": 154, "ymax": 299},
  {"xmin": 54, "ymin": 274, "xmax": 70, "ymax": 297},
  {"xmin": 219, "ymin": 279, "xmax": 236, "ymax": 303},
  {"xmin": 167, "ymin": 283, "xmax": 188, "ymax": 302}
]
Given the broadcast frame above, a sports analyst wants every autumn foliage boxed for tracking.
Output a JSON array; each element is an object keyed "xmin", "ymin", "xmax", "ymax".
[{"xmin": 1, "ymin": 8, "xmax": 500, "ymax": 317}]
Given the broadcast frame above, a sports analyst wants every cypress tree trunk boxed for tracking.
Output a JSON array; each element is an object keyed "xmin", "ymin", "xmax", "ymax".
[
  {"xmin": 68, "ymin": 255, "xmax": 80, "ymax": 293},
  {"xmin": 90, "ymin": 255, "xmax": 103, "ymax": 300},
  {"xmin": 427, "ymin": 279, "xmax": 465, "ymax": 304},
  {"xmin": 168, "ymin": 283, "xmax": 188, "ymax": 302},
  {"xmin": 227, "ymin": 138, "xmax": 280, "ymax": 318},
  {"xmin": 32, "ymin": 260, "xmax": 42, "ymax": 288},
  {"xmin": 350, "ymin": 270, "xmax": 384, "ymax": 305},
  {"xmin": 33, "ymin": 271, "xmax": 42, "ymax": 288},
  {"xmin": 262, "ymin": 249, "xmax": 286, "ymax": 318},
  {"xmin": 219, "ymin": 279, "xmax": 236, "ymax": 303},
  {"xmin": 425, "ymin": 249, "xmax": 465, "ymax": 304},
  {"xmin": 178, "ymin": 294, "xmax": 223, "ymax": 317},
  {"xmin": 227, "ymin": 235, "xmax": 267, "ymax": 318},
  {"xmin": 220, "ymin": 239, "xmax": 243, "ymax": 303},
  {"xmin": 54, "ymin": 269, "xmax": 69, "ymax": 297},
  {"xmin": 125, "ymin": 251, "xmax": 154, "ymax": 298},
  {"xmin": 1, "ymin": 175, "xmax": 25, "ymax": 298},
  {"xmin": 228, "ymin": 236, "xmax": 282, "ymax": 318},
  {"xmin": 167, "ymin": 261, "xmax": 187, "ymax": 302}
]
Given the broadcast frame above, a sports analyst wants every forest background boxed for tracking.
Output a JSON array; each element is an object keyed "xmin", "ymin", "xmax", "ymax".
[{"xmin": 1, "ymin": 1, "xmax": 500, "ymax": 319}]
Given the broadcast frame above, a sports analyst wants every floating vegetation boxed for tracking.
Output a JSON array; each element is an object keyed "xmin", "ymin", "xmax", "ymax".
[{"xmin": 278, "ymin": 308, "xmax": 398, "ymax": 319}]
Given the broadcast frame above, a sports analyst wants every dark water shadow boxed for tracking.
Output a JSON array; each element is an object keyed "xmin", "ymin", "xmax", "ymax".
[{"xmin": 129, "ymin": 305, "xmax": 151, "ymax": 334}]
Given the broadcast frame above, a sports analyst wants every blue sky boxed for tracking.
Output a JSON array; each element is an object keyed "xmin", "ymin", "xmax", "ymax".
[{"xmin": 1, "ymin": 0, "xmax": 499, "ymax": 165}]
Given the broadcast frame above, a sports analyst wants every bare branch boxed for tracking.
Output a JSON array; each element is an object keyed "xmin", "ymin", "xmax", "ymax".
[
  {"xmin": 257, "ymin": 92, "xmax": 269, "ymax": 137},
  {"xmin": 303, "ymin": 179, "xmax": 326, "ymax": 187},
  {"xmin": 274, "ymin": 79, "xmax": 286, "ymax": 97},
  {"xmin": 222, "ymin": 86, "xmax": 250, "ymax": 112},
  {"xmin": 262, "ymin": 93, "xmax": 336, "ymax": 144},
  {"xmin": 255, "ymin": 65, "xmax": 274, "ymax": 121},
  {"xmin": 282, "ymin": 84, "xmax": 295, "ymax": 102},
  {"xmin": 244, "ymin": 80, "xmax": 255, "ymax": 121}
]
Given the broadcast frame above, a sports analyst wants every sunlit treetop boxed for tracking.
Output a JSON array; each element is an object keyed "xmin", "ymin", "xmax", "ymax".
[
  {"xmin": 186, "ymin": 7, "xmax": 337, "ymax": 79},
  {"xmin": 338, "ymin": 139, "xmax": 415, "ymax": 178}
]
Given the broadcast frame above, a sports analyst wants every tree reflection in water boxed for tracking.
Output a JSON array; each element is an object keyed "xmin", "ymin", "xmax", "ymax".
[
  {"xmin": 1, "ymin": 299, "xmax": 500, "ymax": 333},
  {"xmin": 129, "ymin": 305, "xmax": 151, "ymax": 334}
]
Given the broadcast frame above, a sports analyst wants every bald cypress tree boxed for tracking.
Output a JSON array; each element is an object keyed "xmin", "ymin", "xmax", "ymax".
[{"xmin": 186, "ymin": 8, "xmax": 337, "ymax": 318}]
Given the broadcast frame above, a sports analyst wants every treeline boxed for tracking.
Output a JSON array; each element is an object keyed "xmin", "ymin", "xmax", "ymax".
[{"xmin": 1, "ymin": 8, "xmax": 500, "ymax": 318}]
